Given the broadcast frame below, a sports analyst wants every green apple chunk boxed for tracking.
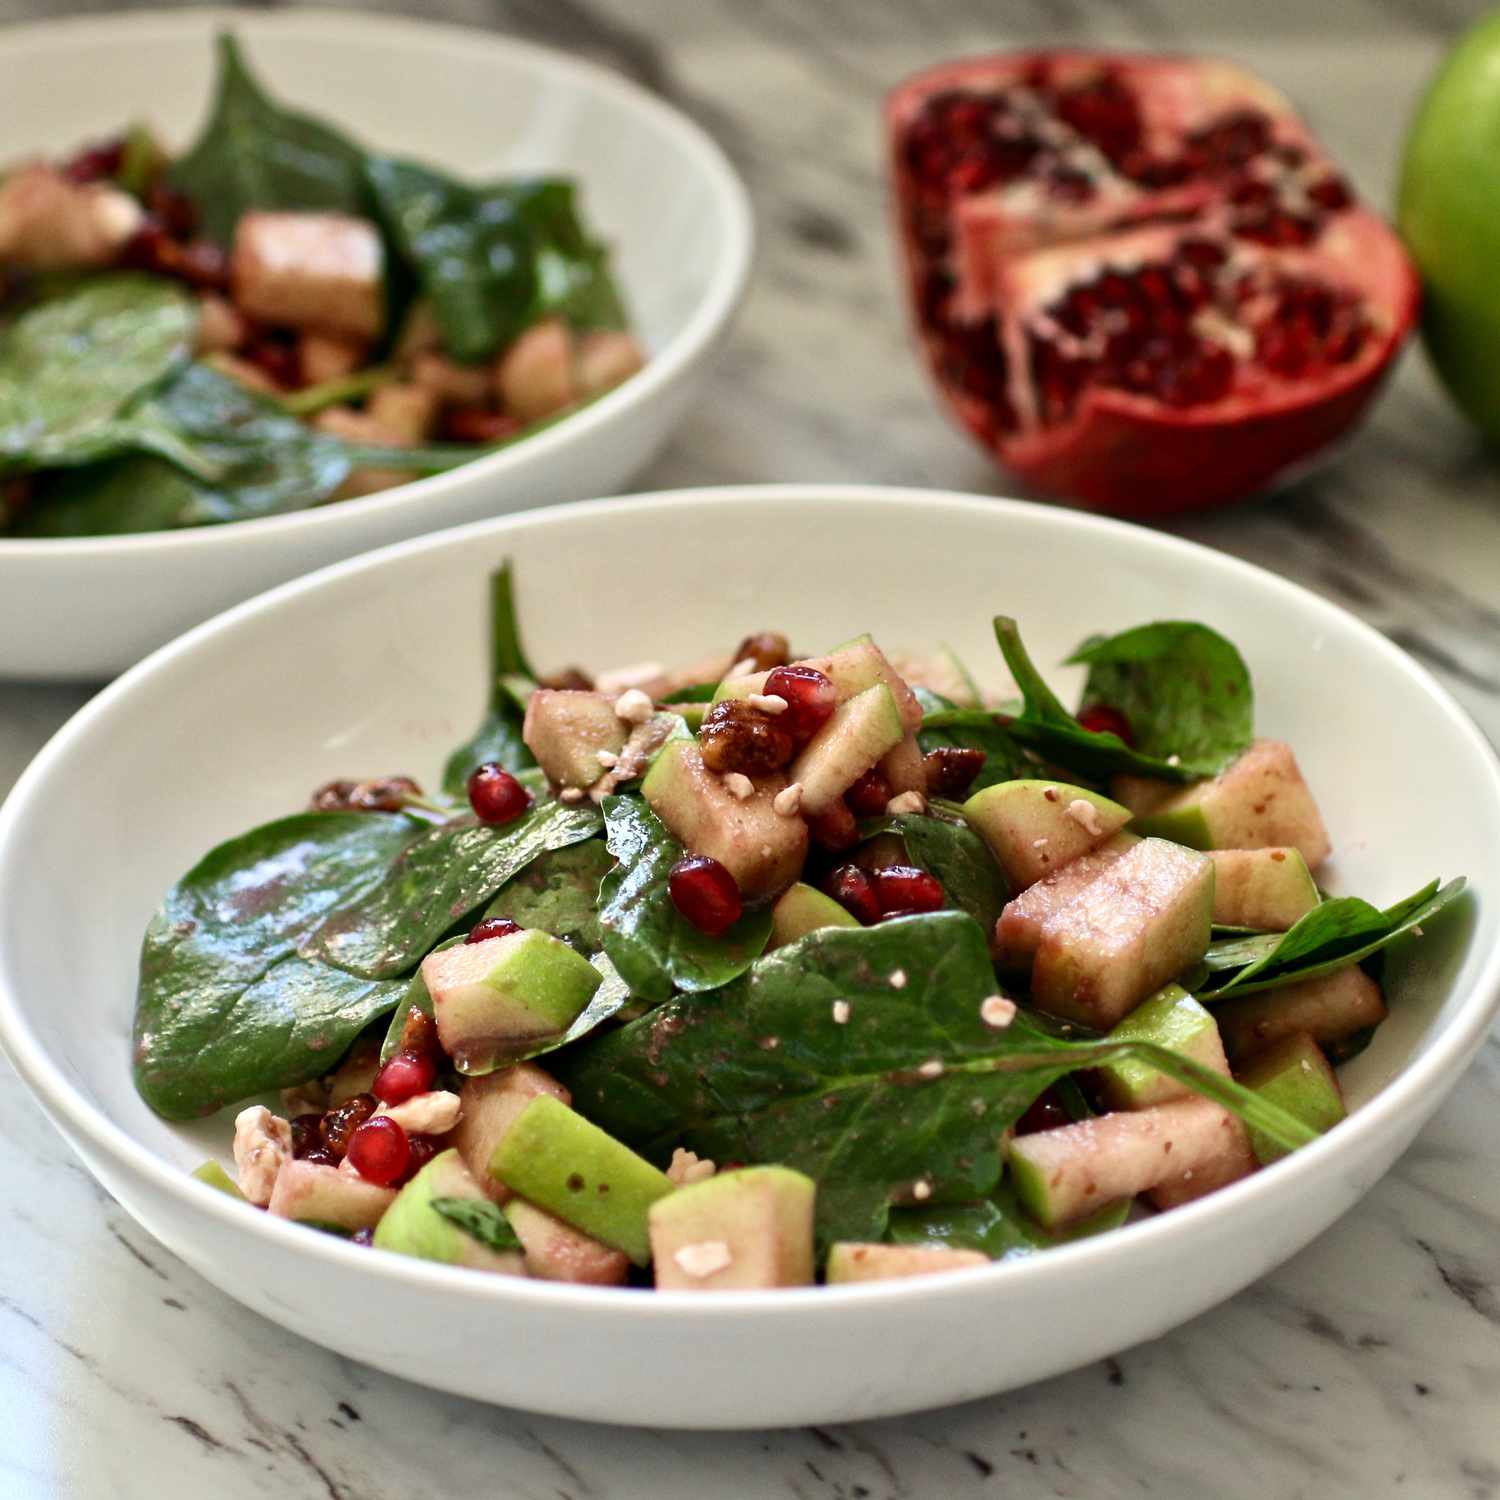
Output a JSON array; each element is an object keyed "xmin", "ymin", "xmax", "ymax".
[
  {"xmin": 1008, "ymin": 1095, "xmax": 1254, "ymax": 1229},
  {"xmin": 1113, "ymin": 740, "xmax": 1332, "ymax": 868},
  {"xmin": 1215, "ymin": 966, "xmax": 1387, "ymax": 1064},
  {"xmin": 1099, "ymin": 984, "xmax": 1231, "ymax": 1111},
  {"xmin": 1235, "ymin": 1032, "xmax": 1347, "ymax": 1165},
  {"xmin": 503, "ymin": 1197, "xmax": 630, "ymax": 1285},
  {"xmin": 453, "ymin": 1062, "xmax": 570, "ymax": 1204},
  {"xmin": 790, "ymin": 683, "xmax": 905, "ymax": 816},
  {"xmin": 267, "ymin": 1161, "xmax": 395, "ymax": 1231},
  {"xmin": 489, "ymin": 1095, "xmax": 673, "ymax": 1265},
  {"xmin": 963, "ymin": 779, "xmax": 1132, "ymax": 889},
  {"xmin": 648, "ymin": 1165, "xmax": 816, "ymax": 1291},
  {"xmin": 423, "ymin": 929, "xmax": 602, "ymax": 1074},
  {"xmin": 717, "ymin": 636, "xmax": 923, "ymax": 733},
  {"xmin": 769, "ymin": 882, "xmax": 859, "ymax": 949},
  {"xmin": 992, "ymin": 831, "xmax": 1140, "ymax": 971},
  {"xmin": 523, "ymin": 689, "xmax": 629, "ymax": 790},
  {"xmin": 373, "ymin": 1149, "xmax": 526, "ymax": 1274},
  {"xmin": 1208, "ymin": 847, "xmax": 1320, "ymax": 931},
  {"xmin": 642, "ymin": 738, "xmax": 808, "ymax": 899},
  {"xmin": 826, "ymin": 1243, "xmax": 988, "ymax": 1283},
  {"xmin": 879, "ymin": 732, "xmax": 926, "ymax": 796},
  {"xmin": 1031, "ymin": 838, "xmax": 1214, "ymax": 1028},
  {"xmin": 192, "ymin": 1160, "xmax": 245, "ymax": 1200}
]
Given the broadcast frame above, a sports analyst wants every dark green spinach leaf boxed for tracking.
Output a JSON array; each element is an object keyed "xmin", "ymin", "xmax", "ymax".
[
  {"xmin": 482, "ymin": 839, "xmax": 613, "ymax": 950},
  {"xmin": 860, "ymin": 809, "xmax": 1008, "ymax": 932},
  {"xmin": 596, "ymin": 795, "xmax": 773, "ymax": 1004},
  {"xmin": 888, "ymin": 1182, "xmax": 1130, "ymax": 1259},
  {"xmin": 169, "ymin": 33, "xmax": 373, "ymax": 244},
  {"xmin": 431, "ymin": 1196, "xmax": 522, "ymax": 1252}
]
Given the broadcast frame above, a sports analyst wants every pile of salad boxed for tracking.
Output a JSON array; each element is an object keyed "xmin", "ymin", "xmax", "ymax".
[
  {"xmin": 137, "ymin": 564, "xmax": 1463, "ymax": 1290},
  {"xmin": 0, "ymin": 36, "xmax": 640, "ymax": 538}
]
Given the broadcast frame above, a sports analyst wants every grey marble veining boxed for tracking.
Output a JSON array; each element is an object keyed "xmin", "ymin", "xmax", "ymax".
[{"xmin": 2, "ymin": 1, "xmax": 1499, "ymax": 1496}]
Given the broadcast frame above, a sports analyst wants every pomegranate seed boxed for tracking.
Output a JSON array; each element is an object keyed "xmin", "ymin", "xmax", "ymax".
[
  {"xmin": 351, "ymin": 1227, "xmax": 375, "ymax": 1247},
  {"xmin": 668, "ymin": 855, "xmax": 742, "ymax": 936},
  {"xmin": 873, "ymin": 865, "xmax": 946, "ymax": 917},
  {"xmin": 62, "ymin": 137, "xmax": 126, "ymax": 184},
  {"xmin": 761, "ymin": 664, "xmax": 837, "ymax": 741},
  {"xmin": 303, "ymin": 1145, "xmax": 338, "ymax": 1167},
  {"xmin": 243, "ymin": 336, "xmax": 301, "ymax": 389},
  {"xmin": 467, "ymin": 915, "xmax": 523, "ymax": 944},
  {"xmin": 147, "ymin": 183, "xmax": 199, "ymax": 239},
  {"xmin": 467, "ymin": 763, "xmax": 531, "ymax": 824},
  {"xmin": 403, "ymin": 1133, "xmax": 441, "ymax": 1180},
  {"xmin": 440, "ymin": 407, "xmax": 523, "ymax": 444},
  {"xmin": 320, "ymin": 1093, "xmax": 377, "ymax": 1159},
  {"xmin": 345, "ymin": 1115, "xmax": 410, "ymax": 1186},
  {"xmin": 289, "ymin": 1113, "xmax": 326, "ymax": 1159},
  {"xmin": 1016, "ymin": 1088, "xmax": 1072, "ymax": 1135},
  {"xmin": 824, "ymin": 864, "xmax": 882, "ymax": 925},
  {"xmin": 922, "ymin": 746, "xmax": 987, "ymax": 798},
  {"xmin": 1076, "ymin": 704, "xmax": 1134, "ymax": 744},
  {"xmin": 373, "ymin": 1050, "xmax": 437, "ymax": 1105},
  {"xmin": 844, "ymin": 767, "xmax": 893, "ymax": 818},
  {"xmin": 807, "ymin": 802, "xmax": 859, "ymax": 852}
]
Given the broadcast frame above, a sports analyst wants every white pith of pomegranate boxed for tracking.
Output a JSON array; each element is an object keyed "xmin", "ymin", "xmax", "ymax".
[{"xmin": 887, "ymin": 50, "xmax": 1420, "ymax": 514}]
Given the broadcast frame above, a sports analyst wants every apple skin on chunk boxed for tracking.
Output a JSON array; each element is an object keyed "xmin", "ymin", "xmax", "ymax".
[
  {"xmin": 715, "ymin": 635, "xmax": 924, "ymax": 733},
  {"xmin": 992, "ymin": 831, "xmax": 1140, "ymax": 971},
  {"xmin": 1235, "ymin": 1032, "xmax": 1347, "ymax": 1165},
  {"xmin": 453, "ymin": 1063, "xmax": 570, "ymax": 1204},
  {"xmin": 423, "ymin": 930, "xmax": 602, "ymax": 1074},
  {"xmin": 1030, "ymin": 838, "xmax": 1214, "ymax": 1029},
  {"xmin": 649, "ymin": 1165, "xmax": 816, "ymax": 1291},
  {"xmin": 267, "ymin": 1160, "xmax": 395, "ymax": 1231},
  {"xmin": 373, "ymin": 1149, "xmax": 525, "ymax": 1275},
  {"xmin": 1208, "ymin": 847, "xmax": 1320, "ymax": 930},
  {"xmin": 1215, "ymin": 966, "xmax": 1387, "ymax": 1064},
  {"xmin": 825, "ymin": 1243, "xmax": 988, "ymax": 1284},
  {"xmin": 769, "ymin": 882, "xmax": 859, "ymax": 949},
  {"xmin": 1098, "ymin": 984, "xmax": 1232, "ymax": 1112},
  {"xmin": 642, "ymin": 738, "xmax": 807, "ymax": 899},
  {"xmin": 523, "ymin": 689, "xmax": 629, "ymax": 791},
  {"xmin": 1113, "ymin": 740, "xmax": 1332, "ymax": 869},
  {"xmin": 504, "ymin": 1197, "xmax": 630, "ymax": 1285},
  {"xmin": 963, "ymin": 780, "xmax": 1132, "ymax": 889},
  {"xmin": 789, "ymin": 683, "xmax": 906, "ymax": 816}
]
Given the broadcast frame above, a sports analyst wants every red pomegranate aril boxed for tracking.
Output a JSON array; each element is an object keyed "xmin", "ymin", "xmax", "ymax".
[
  {"xmin": 373, "ymin": 1050, "xmax": 438, "ymax": 1105},
  {"xmin": 303, "ymin": 1145, "xmax": 338, "ymax": 1168},
  {"xmin": 147, "ymin": 183, "xmax": 199, "ymax": 239},
  {"xmin": 824, "ymin": 864, "xmax": 882, "ymax": 926},
  {"xmin": 320, "ymin": 1093, "xmax": 377, "ymax": 1159},
  {"xmin": 441, "ymin": 407, "xmax": 523, "ymax": 444},
  {"xmin": 873, "ymin": 865, "xmax": 946, "ymax": 916},
  {"xmin": 1076, "ymin": 704, "xmax": 1134, "ymax": 743},
  {"xmin": 290, "ymin": 1113, "xmax": 326, "ymax": 1159},
  {"xmin": 668, "ymin": 855, "xmax": 742, "ymax": 937},
  {"xmin": 467, "ymin": 764, "xmax": 531, "ymax": 825},
  {"xmin": 807, "ymin": 802, "xmax": 859, "ymax": 852},
  {"xmin": 762, "ymin": 664, "xmax": 837, "ymax": 741},
  {"xmin": 922, "ymin": 746, "xmax": 987, "ymax": 798},
  {"xmin": 844, "ymin": 767, "xmax": 893, "ymax": 818},
  {"xmin": 1016, "ymin": 1087, "xmax": 1072, "ymax": 1135},
  {"xmin": 62, "ymin": 137, "xmax": 126, "ymax": 184},
  {"xmin": 403, "ymin": 1133, "xmax": 441, "ymax": 1180},
  {"xmin": 345, "ymin": 1115, "xmax": 410, "ymax": 1187},
  {"xmin": 467, "ymin": 915, "xmax": 523, "ymax": 944}
]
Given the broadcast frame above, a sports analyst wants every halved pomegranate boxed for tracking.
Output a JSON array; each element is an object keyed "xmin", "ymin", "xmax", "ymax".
[{"xmin": 887, "ymin": 51, "xmax": 1419, "ymax": 515}]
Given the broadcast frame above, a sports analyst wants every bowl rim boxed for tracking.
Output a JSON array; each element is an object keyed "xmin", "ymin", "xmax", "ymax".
[
  {"xmin": 2, "ymin": 482, "xmax": 1497, "ymax": 1322},
  {"xmin": 0, "ymin": 5, "xmax": 754, "ymax": 559}
]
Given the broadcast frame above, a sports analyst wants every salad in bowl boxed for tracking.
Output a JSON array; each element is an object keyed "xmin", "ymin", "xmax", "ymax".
[{"xmin": 138, "ymin": 562, "xmax": 1463, "ymax": 1291}]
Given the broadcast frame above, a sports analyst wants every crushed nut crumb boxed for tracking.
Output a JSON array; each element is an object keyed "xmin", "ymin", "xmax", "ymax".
[
  {"xmin": 886, "ymin": 791, "xmax": 927, "ymax": 816},
  {"xmin": 1166, "ymin": 754, "xmax": 1181, "ymax": 767},
  {"xmin": 673, "ymin": 1240, "xmax": 734, "ymax": 1279},
  {"xmin": 613, "ymin": 687, "xmax": 655, "ymax": 724},
  {"xmin": 667, "ymin": 1147, "xmax": 717, "ymax": 1186},
  {"xmin": 912, "ymin": 1178, "xmax": 932, "ymax": 1201},
  {"xmin": 376, "ymin": 1089, "xmax": 462, "ymax": 1135},
  {"xmin": 722, "ymin": 772, "xmax": 755, "ymax": 801},
  {"xmin": 232, "ymin": 1106, "xmax": 293, "ymax": 1207},
  {"xmin": 889, "ymin": 969, "xmax": 907, "ymax": 989},
  {"xmin": 1032, "ymin": 836, "xmax": 1049, "ymax": 849},
  {"xmin": 748, "ymin": 693, "xmax": 789, "ymax": 716},
  {"xmin": 596, "ymin": 749, "xmax": 620, "ymax": 768},
  {"xmin": 761, "ymin": 843, "xmax": 774, "ymax": 858},
  {"xmin": 832, "ymin": 1000, "xmax": 851, "ymax": 1024},
  {"xmin": 1066, "ymin": 798, "xmax": 1105, "ymax": 837},
  {"xmin": 558, "ymin": 786, "xmax": 585, "ymax": 804},
  {"xmin": 917, "ymin": 1059, "xmax": 944, "ymax": 1080},
  {"xmin": 980, "ymin": 995, "xmax": 1017, "ymax": 1029},
  {"xmin": 595, "ymin": 660, "xmax": 663, "ymax": 696},
  {"xmin": 727, "ymin": 657, "xmax": 757, "ymax": 679},
  {"xmin": 772, "ymin": 782, "xmax": 804, "ymax": 817}
]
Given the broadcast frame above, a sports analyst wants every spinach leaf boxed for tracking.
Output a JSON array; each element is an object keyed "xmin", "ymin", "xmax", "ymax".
[
  {"xmin": 596, "ymin": 795, "xmax": 773, "ymax": 1004},
  {"xmin": 367, "ymin": 161, "xmax": 624, "ymax": 361},
  {"xmin": 1200, "ymin": 878, "xmax": 1466, "ymax": 997},
  {"xmin": 482, "ymin": 839, "xmax": 613, "ymax": 951},
  {"xmin": 431, "ymin": 1196, "xmax": 522, "ymax": 1253},
  {"xmin": 0, "ymin": 275, "xmax": 196, "ymax": 471},
  {"xmin": 168, "ymin": 33, "xmax": 372, "ymax": 245},
  {"xmin": 914, "ymin": 687, "xmax": 1033, "ymax": 793},
  {"xmin": 558, "ymin": 913, "xmax": 1318, "ymax": 1244},
  {"xmin": 305, "ymin": 799, "xmax": 603, "ymax": 980},
  {"xmin": 1068, "ymin": 622, "xmax": 1252, "ymax": 777},
  {"xmin": 990, "ymin": 617, "xmax": 1199, "ymax": 784},
  {"xmin": 888, "ymin": 1182, "xmax": 1130, "ymax": 1260},
  {"xmin": 133, "ymin": 811, "xmax": 419, "ymax": 1119},
  {"xmin": 441, "ymin": 562, "xmax": 538, "ymax": 797},
  {"xmin": 860, "ymin": 810, "xmax": 1008, "ymax": 932},
  {"xmin": 16, "ymin": 453, "xmax": 211, "ymax": 537}
]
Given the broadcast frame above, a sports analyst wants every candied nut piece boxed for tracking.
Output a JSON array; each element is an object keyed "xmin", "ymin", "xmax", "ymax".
[
  {"xmin": 731, "ymin": 631, "xmax": 791, "ymax": 673},
  {"xmin": 698, "ymin": 699, "xmax": 797, "ymax": 776},
  {"xmin": 232, "ymin": 1105, "xmax": 293, "ymax": 1207}
]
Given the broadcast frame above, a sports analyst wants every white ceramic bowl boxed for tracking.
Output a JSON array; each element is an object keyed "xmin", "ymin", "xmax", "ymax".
[
  {"xmin": 1, "ymin": 485, "xmax": 1496, "ymax": 1429},
  {"xmin": 0, "ymin": 9, "xmax": 751, "ymax": 681}
]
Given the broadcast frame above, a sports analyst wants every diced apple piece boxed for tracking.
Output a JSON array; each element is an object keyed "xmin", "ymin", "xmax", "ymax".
[
  {"xmin": 1008, "ymin": 1095, "xmax": 1253, "ymax": 1228},
  {"xmin": 494, "ymin": 317, "xmax": 576, "ymax": 420},
  {"xmin": 769, "ymin": 882, "xmax": 859, "ymax": 948},
  {"xmin": 192, "ymin": 1160, "xmax": 245, "ymax": 1200},
  {"xmin": 231, "ymin": 211, "xmax": 385, "ymax": 340},
  {"xmin": 1031, "ymin": 838, "xmax": 1214, "ymax": 1028},
  {"xmin": 1215, "ymin": 967, "xmax": 1387, "ymax": 1063},
  {"xmin": 0, "ymin": 162, "xmax": 143, "ymax": 269},
  {"xmin": 423, "ymin": 930, "xmax": 601, "ymax": 1074},
  {"xmin": 198, "ymin": 294, "xmax": 249, "ymax": 353},
  {"xmin": 575, "ymin": 330, "xmax": 645, "ymax": 396},
  {"xmin": 1235, "ymin": 1032, "xmax": 1347, "ymax": 1165},
  {"xmin": 963, "ymin": 779, "xmax": 1132, "ymax": 889},
  {"xmin": 992, "ymin": 831, "xmax": 1139, "ymax": 970},
  {"xmin": 790, "ymin": 683, "xmax": 905, "ymax": 816},
  {"xmin": 410, "ymin": 349, "xmax": 492, "ymax": 405},
  {"xmin": 367, "ymin": 381, "xmax": 438, "ymax": 445},
  {"xmin": 1099, "ymin": 984, "xmax": 1231, "ymax": 1111},
  {"xmin": 642, "ymin": 738, "xmax": 807, "ymax": 899},
  {"xmin": 373, "ymin": 1149, "xmax": 525, "ymax": 1274},
  {"xmin": 298, "ymin": 330, "xmax": 366, "ymax": 384},
  {"xmin": 649, "ymin": 1166, "xmax": 816, "ymax": 1291},
  {"xmin": 453, "ymin": 1063, "xmax": 569, "ymax": 1205},
  {"xmin": 1208, "ymin": 847, "xmax": 1320, "ymax": 931},
  {"xmin": 826, "ymin": 1243, "xmax": 988, "ymax": 1283},
  {"xmin": 1114, "ymin": 740, "xmax": 1331, "ymax": 868},
  {"xmin": 523, "ymin": 689, "xmax": 629, "ymax": 791},
  {"xmin": 489, "ymin": 1096, "xmax": 673, "ymax": 1265},
  {"xmin": 716, "ymin": 636, "xmax": 923, "ymax": 734},
  {"xmin": 504, "ymin": 1197, "xmax": 630, "ymax": 1285},
  {"xmin": 268, "ymin": 1160, "xmax": 395, "ymax": 1231},
  {"xmin": 878, "ymin": 732, "xmax": 926, "ymax": 796}
]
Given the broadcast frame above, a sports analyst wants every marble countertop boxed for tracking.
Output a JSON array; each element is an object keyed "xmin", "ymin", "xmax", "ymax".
[{"xmin": 3, "ymin": 0, "xmax": 1499, "ymax": 1494}]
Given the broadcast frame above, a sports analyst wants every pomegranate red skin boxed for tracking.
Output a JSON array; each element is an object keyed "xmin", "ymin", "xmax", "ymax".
[
  {"xmin": 668, "ymin": 854, "xmax": 743, "ymax": 936},
  {"xmin": 886, "ymin": 50, "xmax": 1421, "ymax": 516}
]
